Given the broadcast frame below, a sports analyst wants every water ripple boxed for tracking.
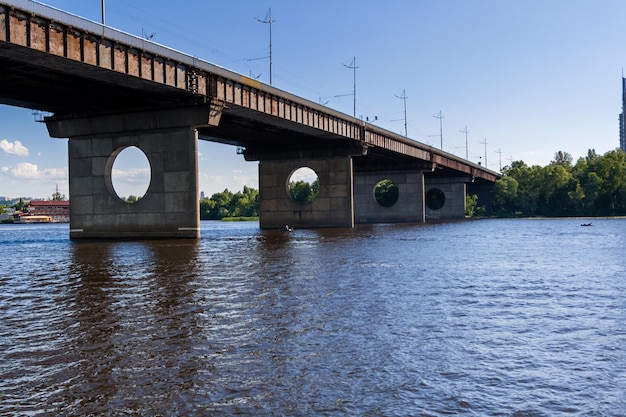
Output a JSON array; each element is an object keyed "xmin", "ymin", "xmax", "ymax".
[{"xmin": 1, "ymin": 220, "xmax": 626, "ymax": 415}]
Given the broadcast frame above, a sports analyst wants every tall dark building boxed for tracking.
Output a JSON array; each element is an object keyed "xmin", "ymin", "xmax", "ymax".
[{"xmin": 619, "ymin": 76, "xmax": 626, "ymax": 152}]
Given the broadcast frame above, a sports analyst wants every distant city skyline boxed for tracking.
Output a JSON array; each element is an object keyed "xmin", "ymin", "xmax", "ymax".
[
  {"xmin": 619, "ymin": 75, "xmax": 626, "ymax": 152},
  {"xmin": 2, "ymin": 0, "xmax": 626, "ymax": 199}
]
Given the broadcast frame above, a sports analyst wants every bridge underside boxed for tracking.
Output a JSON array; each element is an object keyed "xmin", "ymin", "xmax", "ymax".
[
  {"xmin": 42, "ymin": 100, "xmax": 493, "ymax": 238},
  {"xmin": 45, "ymin": 106, "xmax": 488, "ymax": 238}
]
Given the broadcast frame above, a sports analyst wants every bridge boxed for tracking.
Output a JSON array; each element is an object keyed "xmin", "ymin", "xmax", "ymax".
[{"xmin": 0, "ymin": 0, "xmax": 500, "ymax": 239}]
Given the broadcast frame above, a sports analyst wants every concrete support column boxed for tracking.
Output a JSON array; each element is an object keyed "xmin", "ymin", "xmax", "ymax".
[
  {"xmin": 46, "ymin": 105, "xmax": 220, "ymax": 239},
  {"xmin": 258, "ymin": 156, "xmax": 354, "ymax": 229},
  {"xmin": 354, "ymin": 170, "xmax": 425, "ymax": 224},
  {"xmin": 424, "ymin": 176, "xmax": 470, "ymax": 220}
]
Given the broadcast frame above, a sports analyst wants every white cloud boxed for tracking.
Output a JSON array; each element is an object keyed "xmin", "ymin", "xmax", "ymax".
[
  {"xmin": 11, "ymin": 162, "xmax": 39, "ymax": 178},
  {"xmin": 0, "ymin": 139, "xmax": 29, "ymax": 156},
  {"xmin": 111, "ymin": 167, "xmax": 150, "ymax": 183},
  {"xmin": 9, "ymin": 162, "xmax": 67, "ymax": 180},
  {"xmin": 110, "ymin": 167, "xmax": 151, "ymax": 198}
]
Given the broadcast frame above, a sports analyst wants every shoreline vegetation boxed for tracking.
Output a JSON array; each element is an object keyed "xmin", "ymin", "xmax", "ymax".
[
  {"xmin": 220, "ymin": 216, "xmax": 259, "ymax": 222},
  {"xmin": 483, "ymin": 148, "xmax": 626, "ymax": 218}
]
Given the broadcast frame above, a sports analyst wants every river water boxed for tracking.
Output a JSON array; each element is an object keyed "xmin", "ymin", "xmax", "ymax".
[{"xmin": 1, "ymin": 218, "xmax": 625, "ymax": 416}]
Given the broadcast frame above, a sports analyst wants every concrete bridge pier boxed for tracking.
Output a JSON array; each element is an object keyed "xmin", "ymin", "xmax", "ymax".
[
  {"xmin": 246, "ymin": 145, "xmax": 366, "ymax": 229},
  {"xmin": 424, "ymin": 175, "xmax": 471, "ymax": 220},
  {"xmin": 46, "ymin": 105, "xmax": 221, "ymax": 239},
  {"xmin": 354, "ymin": 168, "xmax": 426, "ymax": 224}
]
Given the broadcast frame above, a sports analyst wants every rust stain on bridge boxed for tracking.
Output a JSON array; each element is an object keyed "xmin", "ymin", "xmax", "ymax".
[{"xmin": 0, "ymin": 0, "xmax": 499, "ymax": 183}]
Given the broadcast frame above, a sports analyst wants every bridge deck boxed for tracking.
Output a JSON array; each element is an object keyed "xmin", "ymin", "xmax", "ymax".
[{"xmin": 0, "ymin": 0, "xmax": 499, "ymax": 183}]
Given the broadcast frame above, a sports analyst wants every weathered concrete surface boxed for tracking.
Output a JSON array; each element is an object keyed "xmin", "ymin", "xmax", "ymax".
[
  {"xmin": 354, "ymin": 170, "xmax": 425, "ymax": 224},
  {"xmin": 258, "ymin": 157, "xmax": 354, "ymax": 229},
  {"xmin": 424, "ymin": 176, "xmax": 469, "ymax": 220},
  {"xmin": 47, "ymin": 106, "xmax": 216, "ymax": 239}
]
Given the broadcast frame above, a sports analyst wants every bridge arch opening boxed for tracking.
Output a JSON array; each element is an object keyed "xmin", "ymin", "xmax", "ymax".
[
  {"xmin": 287, "ymin": 166, "xmax": 319, "ymax": 204},
  {"xmin": 426, "ymin": 187, "xmax": 446, "ymax": 210},
  {"xmin": 107, "ymin": 145, "xmax": 151, "ymax": 203},
  {"xmin": 373, "ymin": 179, "xmax": 399, "ymax": 207}
]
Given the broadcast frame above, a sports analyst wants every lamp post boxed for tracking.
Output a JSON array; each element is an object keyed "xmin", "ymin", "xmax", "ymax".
[
  {"xmin": 433, "ymin": 110, "xmax": 443, "ymax": 150},
  {"xmin": 480, "ymin": 138, "xmax": 488, "ymax": 168},
  {"xmin": 343, "ymin": 57, "xmax": 358, "ymax": 117},
  {"xmin": 460, "ymin": 126, "xmax": 469, "ymax": 160},
  {"xmin": 256, "ymin": 9, "xmax": 275, "ymax": 85},
  {"xmin": 395, "ymin": 89, "xmax": 408, "ymax": 137}
]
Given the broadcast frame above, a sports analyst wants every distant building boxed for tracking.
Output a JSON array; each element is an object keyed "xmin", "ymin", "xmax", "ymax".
[
  {"xmin": 619, "ymin": 77, "xmax": 626, "ymax": 152},
  {"xmin": 19, "ymin": 200, "xmax": 70, "ymax": 223}
]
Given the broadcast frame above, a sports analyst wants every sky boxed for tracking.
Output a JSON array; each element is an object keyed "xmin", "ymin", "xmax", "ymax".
[{"xmin": 1, "ymin": 0, "xmax": 625, "ymax": 199}]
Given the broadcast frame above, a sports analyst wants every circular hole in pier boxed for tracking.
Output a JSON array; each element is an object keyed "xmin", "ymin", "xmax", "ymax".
[
  {"xmin": 110, "ymin": 146, "xmax": 151, "ymax": 203},
  {"xmin": 287, "ymin": 167, "xmax": 319, "ymax": 204},
  {"xmin": 373, "ymin": 179, "xmax": 399, "ymax": 207},
  {"xmin": 426, "ymin": 188, "xmax": 446, "ymax": 210}
]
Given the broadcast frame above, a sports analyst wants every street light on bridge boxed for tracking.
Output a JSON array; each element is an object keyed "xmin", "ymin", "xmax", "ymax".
[
  {"xmin": 256, "ymin": 8, "xmax": 275, "ymax": 85},
  {"xmin": 343, "ymin": 57, "xmax": 358, "ymax": 118},
  {"xmin": 460, "ymin": 125, "xmax": 469, "ymax": 160},
  {"xmin": 395, "ymin": 89, "xmax": 408, "ymax": 137},
  {"xmin": 433, "ymin": 110, "xmax": 444, "ymax": 150}
]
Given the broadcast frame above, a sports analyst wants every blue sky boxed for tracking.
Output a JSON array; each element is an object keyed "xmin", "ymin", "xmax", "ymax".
[{"xmin": 1, "ymin": 0, "xmax": 625, "ymax": 199}]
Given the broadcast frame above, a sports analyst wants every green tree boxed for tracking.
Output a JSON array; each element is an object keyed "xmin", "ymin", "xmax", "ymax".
[
  {"xmin": 233, "ymin": 186, "xmax": 259, "ymax": 217},
  {"xmin": 13, "ymin": 198, "xmax": 25, "ymax": 211},
  {"xmin": 123, "ymin": 195, "xmax": 140, "ymax": 203},
  {"xmin": 465, "ymin": 194, "xmax": 478, "ymax": 216},
  {"xmin": 374, "ymin": 179, "xmax": 399, "ymax": 207},
  {"xmin": 535, "ymin": 164, "xmax": 576, "ymax": 216},
  {"xmin": 200, "ymin": 197, "xmax": 216, "ymax": 220},
  {"xmin": 204, "ymin": 189, "xmax": 233, "ymax": 219},
  {"xmin": 500, "ymin": 160, "xmax": 542, "ymax": 215},
  {"xmin": 552, "ymin": 150, "xmax": 573, "ymax": 167},
  {"xmin": 582, "ymin": 172, "xmax": 602, "ymax": 213},
  {"xmin": 593, "ymin": 149, "xmax": 626, "ymax": 215},
  {"xmin": 492, "ymin": 175, "xmax": 519, "ymax": 216},
  {"xmin": 493, "ymin": 148, "xmax": 626, "ymax": 217},
  {"xmin": 289, "ymin": 179, "xmax": 319, "ymax": 204},
  {"xmin": 199, "ymin": 187, "xmax": 260, "ymax": 220}
]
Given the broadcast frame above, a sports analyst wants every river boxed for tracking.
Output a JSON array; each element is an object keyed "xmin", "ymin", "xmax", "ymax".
[{"xmin": 1, "ymin": 218, "xmax": 625, "ymax": 416}]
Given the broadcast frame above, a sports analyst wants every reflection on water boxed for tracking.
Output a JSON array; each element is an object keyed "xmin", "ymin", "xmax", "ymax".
[
  {"xmin": 1, "ymin": 219, "xmax": 625, "ymax": 415},
  {"xmin": 59, "ymin": 240, "xmax": 204, "ymax": 415}
]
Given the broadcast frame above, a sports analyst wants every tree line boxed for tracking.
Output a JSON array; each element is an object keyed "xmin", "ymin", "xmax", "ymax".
[
  {"xmin": 490, "ymin": 148, "xmax": 626, "ymax": 217},
  {"xmin": 200, "ymin": 180, "xmax": 319, "ymax": 220},
  {"xmin": 200, "ymin": 186, "xmax": 259, "ymax": 220}
]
